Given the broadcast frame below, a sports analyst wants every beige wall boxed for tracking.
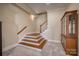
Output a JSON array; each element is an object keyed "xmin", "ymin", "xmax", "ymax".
[
  {"xmin": 0, "ymin": 4, "xmax": 36, "ymax": 51},
  {"xmin": 0, "ymin": 4, "xmax": 18, "ymax": 50},
  {"xmin": 12, "ymin": 4, "xmax": 36, "ymax": 39},
  {"xmin": 36, "ymin": 14, "xmax": 47, "ymax": 33},
  {"xmin": 42, "ymin": 9, "xmax": 66, "ymax": 43}
]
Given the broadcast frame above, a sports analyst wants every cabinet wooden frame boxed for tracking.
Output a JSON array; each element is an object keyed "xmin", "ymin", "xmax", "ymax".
[{"xmin": 61, "ymin": 10, "xmax": 78, "ymax": 56}]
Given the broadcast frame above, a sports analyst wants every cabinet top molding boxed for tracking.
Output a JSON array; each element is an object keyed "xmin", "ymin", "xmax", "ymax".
[{"xmin": 61, "ymin": 10, "xmax": 78, "ymax": 21}]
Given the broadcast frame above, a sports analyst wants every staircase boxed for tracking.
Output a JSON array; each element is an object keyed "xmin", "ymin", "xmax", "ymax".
[{"xmin": 18, "ymin": 33, "xmax": 47, "ymax": 49}]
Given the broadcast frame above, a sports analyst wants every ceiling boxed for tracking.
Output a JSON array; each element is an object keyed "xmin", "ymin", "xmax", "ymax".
[{"xmin": 26, "ymin": 3, "xmax": 70, "ymax": 14}]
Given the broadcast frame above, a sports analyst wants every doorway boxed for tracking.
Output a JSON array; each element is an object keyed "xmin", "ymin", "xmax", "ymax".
[{"xmin": 0, "ymin": 21, "xmax": 2, "ymax": 56}]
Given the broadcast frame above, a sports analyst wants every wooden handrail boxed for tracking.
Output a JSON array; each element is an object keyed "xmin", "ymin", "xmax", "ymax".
[
  {"xmin": 37, "ymin": 12, "xmax": 47, "ymax": 15},
  {"xmin": 17, "ymin": 26, "xmax": 27, "ymax": 35},
  {"xmin": 40, "ymin": 20, "xmax": 47, "ymax": 33},
  {"xmin": 40, "ymin": 20, "xmax": 47, "ymax": 27}
]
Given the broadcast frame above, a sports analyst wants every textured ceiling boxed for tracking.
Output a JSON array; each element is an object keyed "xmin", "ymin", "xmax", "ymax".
[{"xmin": 27, "ymin": 3, "xmax": 70, "ymax": 14}]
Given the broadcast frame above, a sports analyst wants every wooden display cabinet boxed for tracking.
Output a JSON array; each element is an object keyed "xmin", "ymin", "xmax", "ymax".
[{"xmin": 61, "ymin": 10, "xmax": 78, "ymax": 55}]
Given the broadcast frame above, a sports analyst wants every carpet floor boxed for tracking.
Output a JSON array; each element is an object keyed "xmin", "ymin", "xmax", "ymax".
[{"xmin": 3, "ymin": 41, "xmax": 66, "ymax": 56}]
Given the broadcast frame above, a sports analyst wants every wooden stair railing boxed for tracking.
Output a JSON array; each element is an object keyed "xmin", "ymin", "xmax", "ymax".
[
  {"xmin": 40, "ymin": 20, "xmax": 47, "ymax": 33},
  {"xmin": 17, "ymin": 26, "xmax": 27, "ymax": 35}
]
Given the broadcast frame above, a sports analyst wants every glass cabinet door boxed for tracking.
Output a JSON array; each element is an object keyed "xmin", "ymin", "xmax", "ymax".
[{"xmin": 69, "ymin": 14, "xmax": 75, "ymax": 36}]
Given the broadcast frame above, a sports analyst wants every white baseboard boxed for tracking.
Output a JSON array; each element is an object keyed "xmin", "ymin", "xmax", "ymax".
[
  {"xmin": 47, "ymin": 39, "xmax": 61, "ymax": 43},
  {"xmin": 2, "ymin": 33, "xmax": 27, "ymax": 52},
  {"xmin": 17, "ymin": 44, "xmax": 41, "ymax": 51},
  {"xmin": 2, "ymin": 44, "xmax": 17, "ymax": 52},
  {"xmin": 2, "ymin": 32, "xmax": 29, "ymax": 52}
]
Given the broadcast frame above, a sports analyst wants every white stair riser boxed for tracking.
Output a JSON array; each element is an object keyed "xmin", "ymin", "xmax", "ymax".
[
  {"xmin": 25, "ymin": 35, "xmax": 41, "ymax": 38},
  {"xmin": 23, "ymin": 37, "xmax": 42, "ymax": 42},
  {"xmin": 21, "ymin": 39, "xmax": 45, "ymax": 46}
]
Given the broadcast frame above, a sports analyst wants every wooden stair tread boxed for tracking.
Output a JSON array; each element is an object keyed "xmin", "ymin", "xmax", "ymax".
[
  {"xmin": 26, "ymin": 33, "xmax": 40, "ymax": 36},
  {"xmin": 18, "ymin": 40, "xmax": 47, "ymax": 49},
  {"xmin": 23, "ymin": 38, "xmax": 41, "ymax": 41},
  {"xmin": 39, "ymin": 40, "xmax": 47, "ymax": 49},
  {"xmin": 18, "ymin": 33, "xmax": 47, "ymax": 49},
  {"xmin": 22, "ymin": 38, "xmax": 43, "ymax": 43},
  {"xmin": 24, "ymin": 36, "xmax": 41, "ymax": 39}
]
